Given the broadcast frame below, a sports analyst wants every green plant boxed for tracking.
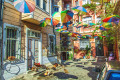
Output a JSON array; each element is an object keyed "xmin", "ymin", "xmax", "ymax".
[
  {"xmin": 85, "ymin": 45, "xmax": 91, "ymax": 56},
  {"xmin": 82, "ymin": 3, "xmax": 97, "ymax": 11}
]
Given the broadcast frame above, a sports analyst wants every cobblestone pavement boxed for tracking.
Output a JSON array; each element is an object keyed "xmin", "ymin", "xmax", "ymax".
[{"xmin": 12, "ymin": 59, "xmax": 105, "ymax": 80}]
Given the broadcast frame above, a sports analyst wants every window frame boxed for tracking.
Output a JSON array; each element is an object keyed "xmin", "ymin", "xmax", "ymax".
[
  {"xmin": 80, "ymin": 39, "xmax": 90, "ymax": 50},
  {"xmin": 43, "ymin": 0, "xmax": 47, "ymax": 11},
  {"xmin": 36, "ymin": 0, "xmax": 40, "ymax": 7},
  {"xmin": 3, "ymin": 23, "xmax": 21, "ymax": 60},
  {"xmin": 48, "ymin": 34, "xmax": 56, "ymax": 57},
  {"xmin": 82, "ymin": 16, "xmax": 92, "ymax": 24},
  {"xmin": 75, "ymin": 0, "xmax": 79, "ymax": 6}
]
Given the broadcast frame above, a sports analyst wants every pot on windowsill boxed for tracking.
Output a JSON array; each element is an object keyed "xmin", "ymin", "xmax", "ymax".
[{"xmin": 8, "ymin": 56, "xmax": 16, "ymax": 61}]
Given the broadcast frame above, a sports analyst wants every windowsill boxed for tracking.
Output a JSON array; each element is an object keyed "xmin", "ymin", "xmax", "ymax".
[{"xmin": 36, "ymin": 6, "xmax": 50, "ymax": 15}]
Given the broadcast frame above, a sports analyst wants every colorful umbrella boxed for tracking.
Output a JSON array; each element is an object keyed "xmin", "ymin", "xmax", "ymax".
[
  {"xmin": 102, "ymin": 15, "xmax": 120, "ymax": 22},
  {"xmin": 61, "ymin": 10, "xmax": 74, "ymax": 23},
  {"xmin": 52, "ymin": 12, "xmax": 61, "ymax": 26},
  {"xmin": 61, "ymin": 30, "xmax": 69, "ymax": 33},
  {"xmin": 89, "ymin": 23, "xmax": 96, "ymax": 26},
  {"xmin": 72, "ymin": 6, "xmax": 87, "ymax": 13},
  {"xmin": 99, "ymin": 26, "xmax": 107, "ymax": 31},
  {"xmin": 83, "ymin": 23, "xmax": 88, "ymax": 27},
  {"xmin": 14, "ymin": 0, "xmax": 35, "ymax": 13},
  {"xmin": 40, "ymin": 20, "xmax": 47, "ymax": 27},
  {"xmin": 55, "ymin": 25, "xmax": 67, "ymax": 30},
  {"xmin": 102, "ymin": 23, "xmax": 112, "ymax": 29},
  {"xmin": 55, "ymin": 29, "xmax": 65, "ymax": 32}
]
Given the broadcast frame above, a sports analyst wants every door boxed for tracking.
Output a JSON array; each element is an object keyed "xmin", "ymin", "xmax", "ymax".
[
  {"xmin": 28, "ymin": 39, "xmax": 33, "ymax": 68},
  {"xmin": 28, "ymin": 39, "xmax": 39, "ymax": 68},
  {"xmin": 95, "ymin": 39, "xmax": 104, "ymax": 56}
]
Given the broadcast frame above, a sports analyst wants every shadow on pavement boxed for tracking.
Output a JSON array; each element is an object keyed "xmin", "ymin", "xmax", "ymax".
[
  {"xmin": 83, "ymin": 67, "xmax": 98, "ymax": 80},
  {"xmin": 53, "ymin": 72, "xmax": 78, "ymax": 79},
  {"xmin": 76, "ymin": 65, "xmax": 84, "ymax": 67}
]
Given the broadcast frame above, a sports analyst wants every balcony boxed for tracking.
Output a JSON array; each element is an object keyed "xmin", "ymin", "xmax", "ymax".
[{"xmin": 22, "ymin": 6, "xmax": 50, "ymax": 25}]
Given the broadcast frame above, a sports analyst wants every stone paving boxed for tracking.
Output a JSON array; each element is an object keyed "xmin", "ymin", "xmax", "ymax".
[{"xmin": 11, "ymin": 59, "xmax": 105, "ymax": 80}]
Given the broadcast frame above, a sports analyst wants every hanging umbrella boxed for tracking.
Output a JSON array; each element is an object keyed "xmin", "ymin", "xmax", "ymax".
[
  {"xmin": 55, "ymin": 25, "xmax": 67, "ymax": 30},
  {"xmin": 61, "ymin": 30, "xmax": 69, "ymax": 33},
  {"xmin": 102, "ymin": 15, "xmax": 120, "ymax": 22},
  {"xmin": 99, "ymin": 26, "xmax": 107, "ymax": 31},
  {"xmin": 14, "ymin": 0, "xmax": 35, "ymax": 13},
  {"xmin": 40, "ymin": 20, "xmax": 47, "ymax": 27},
  {"xmin": 89, "ymin": 23, "xmax": 96, "ymax": 26},
  {"xmin": 102, "ymin": 22, "xmax": 112, "ymax": 29},
  {"xmin": 45, "ymin": 18, "xmax": 51, "ymax": 25},
  {"xmin": 72, "ymin": 6, "xmax": 87, "ymax": 13},
  {"xmin": 55, "ymin": 29, "xmax": 65, "ymax": 32},
  {"xmin": 45, "ymin": 12, "xmax": 60, "ymax": 26},
  {"xmin": 61, "ymin": 10, "xmax": 74, "ymax": 23},
  {"xmin": 52, "ymin": 12, "xmax": 61, "ymax": 26},
  {"xmin": 83, "ymin": 23, "xmax": 88, "ymax": 27}
]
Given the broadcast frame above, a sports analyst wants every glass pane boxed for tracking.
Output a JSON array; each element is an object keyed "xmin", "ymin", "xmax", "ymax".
[
  {"xmin": 28, "ymin": 30, "xmax": 30, "ymax": 36},
  {"xmin": 35, "ymin": 32, "xmax": 37, "ymax": 37},
  {"xmin": 6, "ymin": 28, "xmax": 18, "ymax": 59},
  {"xmin": 36, "ymin": 0, "xmax": 40, "ymax": 7},
  {"xmin": 43, "ymin": 0, "xmax": 46, "ymax": 10}
]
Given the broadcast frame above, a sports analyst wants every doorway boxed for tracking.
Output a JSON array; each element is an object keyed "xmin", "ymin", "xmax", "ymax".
[
  {"xmin": 95, "ymin": 39, "xmax": 104, "ymax": 56},
  {"xmin": 27, "ymin": 29, "xmax": 42, "ymax": 69},
  {"xmin": 28, "ymin": 38, "xmax": 40, "ymax": 68}
]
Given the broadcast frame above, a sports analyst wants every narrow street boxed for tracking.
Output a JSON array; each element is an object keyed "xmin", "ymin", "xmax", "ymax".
[{"xmin": 12, "ymin": 58, "xmax": 105, "ymax": 80}]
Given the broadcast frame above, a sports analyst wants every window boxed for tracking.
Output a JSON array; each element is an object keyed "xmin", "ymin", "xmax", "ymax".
[
  {"xmin": 28, "ymin": 30, "xmax": 40, "ymax": 38},
  {"xmin": 80, "ymin": 39, "xmax": 90, "ymax": 49},
  {"xmin": 82, "ymin": 17, "xmax": 92, "ymax": 24},
  {"xmin": 66, "ymin": 4, "xmax": 70, "ymax": 10},
  {"xmin": 4, "ymin": 27, "xmax": 21, "ymax": 60},
  {"xmin": 97, "ymin": 17, "xmax": 101, "ymax": 24},
  {"xmin": 48, "ymin": 35, "xmax": 55, "ymax": 56},
  {"xmin": 82, "ymin": 0, "xmax": 91, "ymax": 5},
  {"xmin": 36, "ymin": 0, "xmax": 40, "ymax": 7},
  {"xmin": 43, "ymin": 0, "xmax": 46, "ymax": 11},
  {"xmin": 54, "ymin": 7, "xmax": 59, "ymax": 12},
  {"xmin": 75, "ymin": 1, "xmax": 79, "ymax": 6}
]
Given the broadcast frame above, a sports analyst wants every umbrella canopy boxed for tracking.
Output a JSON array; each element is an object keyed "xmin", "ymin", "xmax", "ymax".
[
  {"xmin": 72, "ymin": 6, "xmax": 87, "ymax": 13},
  {"xmin": 40, "ymin": 20, "xmax": 47, "ymax": 27},
  {"xmin": 99, "ymin": 26, "xmax": 107, "ymax": 31},
  {"xmin": 102, "ymin": 22, "xmax": 112, "ymax": 28},
  {"xmin": 55, "ymin": 25, "xmax": 67, "ymax": 30},
  {"xmin": 61, "ymin": 30, "xmax": 69, "ymax": 33},
  {"xmin": 102, "ymin": 15, "xmax": 120, "ymax": 22},
  {"xmin": 14, "ymin": 0, "xmax": 35, "ymax": 13},
  {"xmin": 61, "ymin": 10, "xmax": 74, "ymax": 23},
  {"xmin": 89, "ymin": 23, "xmax": 96, "ymax": 26},
  {"xmin": 52, "ymin": 12, "xmax": 61, "ymax": 26},
  {"xmin": 83, "ymin": 23, "xmax": 88, "ymax": 27},
  {"xmin": 55, "ymin": 29, "xmax": 65, "ymax": 32}
]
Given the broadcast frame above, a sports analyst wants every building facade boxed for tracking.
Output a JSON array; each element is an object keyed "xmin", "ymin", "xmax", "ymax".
[
  {"xmin": 1, "ymin": 0, "xmax": 59, "ymax": 79},
  {"xmin": 61, "ymin": 0, "xmax": 107, "ymax": 59}
]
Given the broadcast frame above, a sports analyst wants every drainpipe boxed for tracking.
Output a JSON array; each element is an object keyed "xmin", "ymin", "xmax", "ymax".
[{"xmin": 0, "ymin": 0, "xmax": 4, "ymax": 80}]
